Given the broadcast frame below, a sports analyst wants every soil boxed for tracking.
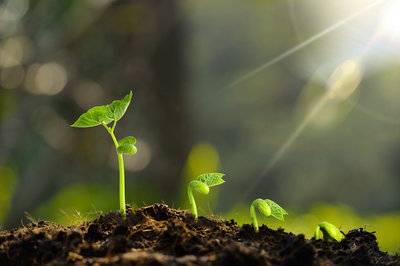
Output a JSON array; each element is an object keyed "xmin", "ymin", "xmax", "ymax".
[{"xmin": 0, "ymin": 204, "xmax": 398, "ymax": 265}]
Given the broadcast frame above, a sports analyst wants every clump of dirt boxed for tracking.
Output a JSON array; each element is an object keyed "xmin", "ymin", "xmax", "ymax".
[{"xmin": 0, "ymin": 204, "xmax": 398, "ymax": 265}]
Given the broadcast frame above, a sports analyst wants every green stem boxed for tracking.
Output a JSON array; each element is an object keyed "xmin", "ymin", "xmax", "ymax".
[
  {"xmin": 187, "ymin": 180, "xmax": 209, "ymax": 222},
  {"xmin": 187, "ymin": 186, "xmax": 198, "ymax": 221},
  {"xmin": 117, "ymin": 153, "xmax": 126, "ymax": 219},
  {"xmin": 315, "ymin": 225, "xmax": 322, "ymax": 240},
  {"xmin": 103, "ymin": 122, "xmax": 126, "ymax": 219},
  {"xmin": 250, "ymin": 204, "xmax": 259, "ymax": 232}
]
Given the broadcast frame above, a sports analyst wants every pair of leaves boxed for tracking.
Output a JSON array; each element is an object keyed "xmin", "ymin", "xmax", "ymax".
[
  {"xmin": 256, "ymin": 199, "xmax": 288, "ymax": 221},
  {"xmin": 71, "ymin": 91, "xmax": 132, "ymax": 128},
  {"xmin": 117, "ymin": 136, "xmax": 137, "ymax": 155},
  {"xmin": 196, "ymin": 173, "xmax": 225, "ymax": 187}
]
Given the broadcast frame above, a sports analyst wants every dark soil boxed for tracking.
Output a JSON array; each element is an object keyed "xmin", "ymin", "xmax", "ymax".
[{"xmin": 0, "ymin": 204, "xmax": 398, "ymax": 265}]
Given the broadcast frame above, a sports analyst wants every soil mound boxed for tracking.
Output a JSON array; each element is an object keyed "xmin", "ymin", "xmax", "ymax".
[{"xmin": 0, "ymin": 204, "xmax": 398, "ymax": 265}]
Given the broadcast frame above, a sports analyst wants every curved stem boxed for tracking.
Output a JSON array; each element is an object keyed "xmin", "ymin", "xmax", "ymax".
[
  {"xmin": 250, "ymin": 199, "xmax": 272, "ymax": 232},
  {"xmin": 315, "ymin": 225, "xmax": 322, "ymax": 240},
  {"xmin": 250, "ymin": 204, "xmax": 259, "ymax": 232},
  {"xmin": 188, "ymin": 186, "xmax": 198, "ymax": 221},
  {"xmin": 187, "ymin": 180, "xmax": 209, "ymax": 221}
]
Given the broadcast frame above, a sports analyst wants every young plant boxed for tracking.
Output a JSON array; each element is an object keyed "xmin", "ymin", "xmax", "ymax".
[
  {"xmin": 71, "ymin": 91, "xmax": 136, "ymax": 219},
  {"xmin": 314, "ymin": 221, "xmax": 344, "ymax": 242},
  {"xmin": 187, "ymin": 173, "xmax": 225, "ymax": 221},
  {"xmin": 250, "ymin": 198, "xmax": 288, "ymax": 232}
]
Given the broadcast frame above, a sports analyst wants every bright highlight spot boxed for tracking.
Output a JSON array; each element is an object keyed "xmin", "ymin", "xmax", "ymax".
[
  {"xmin": 123, "ymin": 139, "xmax": 152, "ymax": 172},
  {"xmin": 35, "ymin": 63, "xmax": 68, "ymax": 95},
  {"xmin": 341, "ymin": 60, "xmax": 357, "ymax": 75},
  {"xmin": 25, "ymin": 62, "xmax": 68, "ymax": 95},
  {"xmin": 378, "ymin": 1, "xmax": 400, "ymax": 40},
  {"xmin": 0, "ymin": 0, "xmax": 29, "ymax": 21},
  {"xmin": 328, "ymin": 91, "xmax": 336, "ymax": 99},
  {"xmin": 31, "ymin": 106, "xmax": 73, "ymax": 150},
  {"xmin": 327, "ymin": 60, "xmax": 362, "ymax": 100},
  {"xmin": 0, "ymin": 38, "xmax": 24, "ymax": 67},
  {"xmin": 73, "ymin": 80, "xmax": 105, "ymax": 109},
  {"xmin": 294, "ymin": 61, "xmax": 361, "ymax": 130},
  {"xmin": 187, "ymin": 142, "xmax": 220, "ymax": 177}
]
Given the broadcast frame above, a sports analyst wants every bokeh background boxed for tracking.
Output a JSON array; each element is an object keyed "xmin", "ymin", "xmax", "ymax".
[{"xmin": 1, "ymin": 0, "xmax": 399, "ymax": 253}]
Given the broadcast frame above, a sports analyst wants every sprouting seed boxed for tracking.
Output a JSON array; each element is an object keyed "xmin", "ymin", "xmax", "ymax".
[
  {"xmin": 187, "ymin": 173, "xmax": 225, "ymax": 221},
  {"xmin": 250, "ymin": 198, "xmax": 287, "ymax": 232},
  {"xmin": 314, "ymin": 221, "xmax": 344, "ymax": 242}
]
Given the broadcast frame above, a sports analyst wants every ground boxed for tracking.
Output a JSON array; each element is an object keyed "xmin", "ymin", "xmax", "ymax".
[{"xmin": 0, "ymin": 204, "xmax": 399, "ymax": 265}]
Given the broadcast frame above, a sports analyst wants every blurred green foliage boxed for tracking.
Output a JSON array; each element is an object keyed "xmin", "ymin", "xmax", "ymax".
[
  {"xmin": 33, "ymin": 183, "xmax": 118, "ymax": 225},
  {"xmin": 0, "ymin": 166, "xmax": 17, "ymax": 224}
]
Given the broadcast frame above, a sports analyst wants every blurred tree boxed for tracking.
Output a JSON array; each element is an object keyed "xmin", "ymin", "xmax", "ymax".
[{"xmin": 3, "ymin": 0, "xmax": 188, "ymax": 228}]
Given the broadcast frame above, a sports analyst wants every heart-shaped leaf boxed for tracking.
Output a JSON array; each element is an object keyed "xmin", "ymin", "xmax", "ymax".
[
  {"xmin": 196, "ymin": 173, "xmax": 225, "ymax": 187},
  {"xmin": 265, "ymin": 199, "xmax": 288, "ymax": 221},
  {"xmin": 71, "ymin": 91, "xmax": 132, "ymax": 128},
  {"xmin": 71, "ymin": 106, "xmax": 113, "ymax": 128},
  {"xmin": 106, "ymin": 91, "xmax": 132, "ymax": 122}
]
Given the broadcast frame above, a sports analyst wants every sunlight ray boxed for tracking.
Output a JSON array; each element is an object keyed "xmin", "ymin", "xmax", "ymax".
[
  {"xmin": 216, "ymin": 0, "xmax": 387, "ymax": 94},
  {"xmin": 242, "ymin": 93, "xmax": 331, "ymax": 200}
]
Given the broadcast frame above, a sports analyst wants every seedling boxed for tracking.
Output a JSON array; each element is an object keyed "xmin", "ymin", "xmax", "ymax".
[
  {"xmin": 71, "ymin": 91, "xmax": 136, "ymax": 219},
  {"xmin": 187, "ymin": 173, "xmax": 225, "ymax": 221},
  {"xmin": 250, "ymin": 198, "xmax": 287, "ymax": 232},
  {"xmin": 314, "ymin": 221, "xmax": 344, "ymax": 242}
]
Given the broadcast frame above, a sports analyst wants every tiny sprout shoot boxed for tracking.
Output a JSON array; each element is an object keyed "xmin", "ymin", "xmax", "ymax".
[
  {"xmin": 250, "ymin": 198, "xmax": 288, "ymax": 232},
  {"xmin": 314, "ymin": 221, "xmax": 344, "ymax": 242},
  {"xmin": 187, "ymin": 173, "xmax": 225, "ymax": 221},
  {"xmin": 71, "ymin": 91, "xmax": 136, "ymax": 219}
]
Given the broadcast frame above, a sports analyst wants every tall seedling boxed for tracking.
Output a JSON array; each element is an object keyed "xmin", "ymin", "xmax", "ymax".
[{"xmin": 71, "ymin": 91, "xmax": 137, "ymax": 219}]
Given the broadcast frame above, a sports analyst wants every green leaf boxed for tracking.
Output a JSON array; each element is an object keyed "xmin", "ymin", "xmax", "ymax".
[
  {"xmin": 118, "ymin": 136, "xmax": 136, "ymax": 146},
  {"xmin": 117, "ymin": 143, "xmax": 137, "ymax": 155},
  {"xmin": 106, "ymin": 91, "xmax": 132, "ymax": 122},
  {"xmin": 196, "ymin": 173, "xmax": 225, "ymax": 187},
  {"xmin": 71, "ymin": 106, "xmax": 113, "ymax": 128},
  {"xmin": 265, "ymin": 199, "xmax": 288, "ymax": 221},
  {"xmin": 71, "ymin": 91, "xmax": 132, "ymax": 128}
]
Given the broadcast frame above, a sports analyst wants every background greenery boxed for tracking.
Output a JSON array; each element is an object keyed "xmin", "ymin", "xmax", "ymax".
[{"xmin": 0, "ymin": 0, "xmax": 399, "ymax": 254}]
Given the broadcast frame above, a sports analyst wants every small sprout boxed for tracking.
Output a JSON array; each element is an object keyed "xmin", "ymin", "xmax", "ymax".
[
  {"xmin": 250, "ymin": 198, "xmax": 288, "ymax": 232},
  {"xmin": 187, "ymin": 173, "xmax": 225, "ymax": 221},
  {"xmin": 314, "ymin": 221, "xmax": 344, "ymax": 242},
  {"xmin": 71, "ymin": 91, "xmax": 136, "ymax": 219}
]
